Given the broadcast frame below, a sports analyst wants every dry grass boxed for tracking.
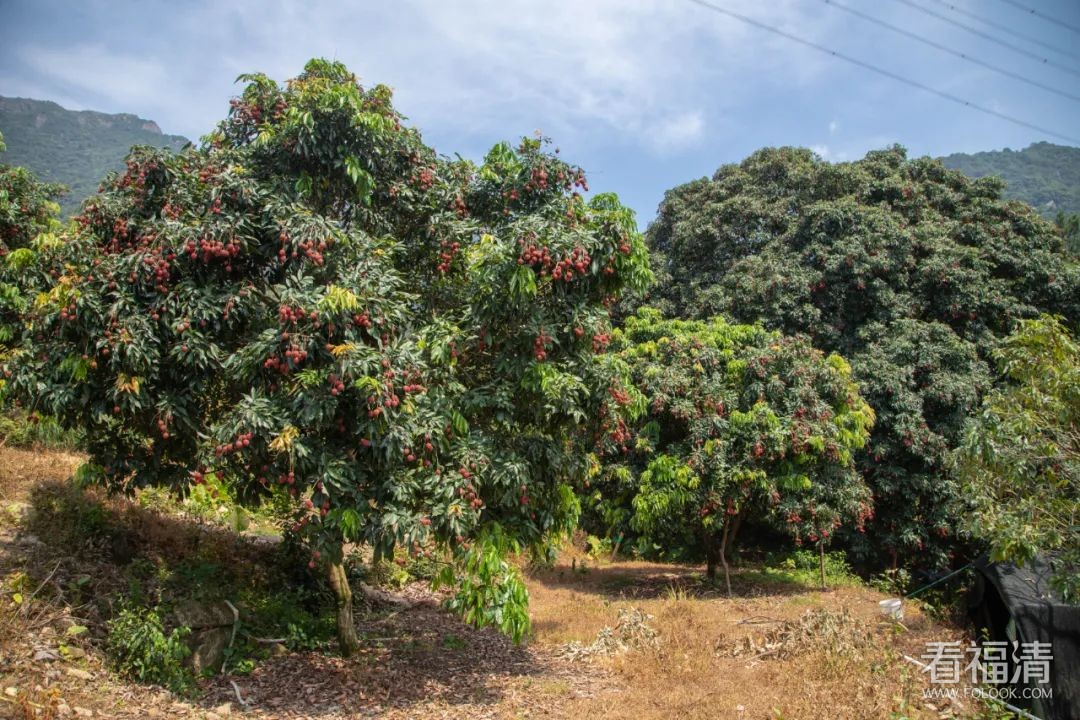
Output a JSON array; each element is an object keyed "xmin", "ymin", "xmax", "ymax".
[
  {"xmin": 525, "ymin": 550, "xmax": 979, "ymax": 720},
  {"xmin": 0, "ymin": 447, "xmax": 988, "ymax": 719},
  {"xmin": 0, "ymin": 447, "xmax": 83, "ymax": 507}
]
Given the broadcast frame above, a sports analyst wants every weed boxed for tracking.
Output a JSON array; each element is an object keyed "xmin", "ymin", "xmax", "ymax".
[
  {"xmin": 0, "ymin": 412, "xmax": 81, "ymax": 451},
  {"xmin": 106, "ymin": 605, "xmax": 193, "ymax": 693},
  {"xmin": 870, "ymin": 568, "xmax": 911, "ymax": 597},
  {"xmin": 742, "ymin": 549, "xmax": 861, "ymax": 589},
  {"xmin": 240, "ymin": 586, "xmax": 334, "ymax": 651},
  {"xmin": 364, "ymin": 558, "xmax": 413, "ymax": 589}
]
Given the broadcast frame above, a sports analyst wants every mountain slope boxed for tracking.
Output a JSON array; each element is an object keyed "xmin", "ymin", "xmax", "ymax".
[
  {"xmin": 939, "ymin": 141, "xmax": 1080, "ymax": 218},
  {"xmin": 0, "ymin": 96, "xmax": 190, "ymax": 216}
]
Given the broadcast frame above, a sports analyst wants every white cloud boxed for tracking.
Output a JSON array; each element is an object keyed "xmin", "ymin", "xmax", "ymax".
[
  {"xmin": 810, "ymin": 143, "xmax": 831, "ymax": 159},
  {"xmin": 19, "ymin": 43, "xmax": 169, "ymax": 110},
  {"xmin": 650, "ymin": 111, "xmax": 706, "ymax": 153},
  {"xmin": 829, "ymin": 119, "xmax": 839, "ymax": 134},
  {"xmin": 7, "ymin": 0, "xmax": 842, "ymax": 151}
]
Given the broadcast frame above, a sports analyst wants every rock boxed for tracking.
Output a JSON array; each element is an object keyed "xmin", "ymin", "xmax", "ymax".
[
  {"xmin": 73, "ymin": 707, "xmax": 93, "ymax": 718},
  {"xmin": 171, "ymin": 600, "xmax": 238, "ymax": 674},
  {"xmin": 65, "ymin": 667, "xmax": 93, "ymax": 680},
  {"xmin": 213, "ymin": 702, "xmax": 232, "ymax": 716},
  {"xmin": 4, "ymin": 686, "xmax": 17, "ymax": 697},
  {"xmin": 63, "ymin": 646, "xmax": 87, "ymax": 659},
  {"xmin": 268, "ymin": 641, "xmax": 288, "ymax": 656},
  {"xmin": 188, "ymin": 627, "xmax": 231, "ymax": 674},
  {"xmin": 172, "ymin": 600, "xmax": 238, "ymax": 630},
  {"xmin": 33, "ymin": 648, "xmax": 59, "ymax": 662}
]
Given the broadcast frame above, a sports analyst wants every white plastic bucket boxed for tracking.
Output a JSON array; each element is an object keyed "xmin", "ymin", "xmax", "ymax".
[{"xmin": 879, "ymin": 598, "xmax": 903, "ymax": 620}]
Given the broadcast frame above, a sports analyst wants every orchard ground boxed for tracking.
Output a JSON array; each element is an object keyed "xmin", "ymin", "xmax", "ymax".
[{"xmin": 1, "ymin": 446, "xmax": 989, "ymax": 720}]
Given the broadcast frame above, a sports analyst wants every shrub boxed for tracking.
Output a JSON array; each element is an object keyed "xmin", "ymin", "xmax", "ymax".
[{"xmin": 106, "ymin": 606, "xmax": 192, "ymax": 693}]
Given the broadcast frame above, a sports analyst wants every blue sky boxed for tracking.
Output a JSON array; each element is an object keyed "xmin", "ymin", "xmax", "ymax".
[{"xmin": 1, "ymin": 0, "xmax": 1078, "ymax": 226}]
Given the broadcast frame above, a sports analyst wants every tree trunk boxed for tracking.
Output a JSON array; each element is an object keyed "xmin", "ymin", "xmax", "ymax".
[
  {"xmin": 327, "ymin": 561, "xmax": 360, "ymax": 656},
  {"xmin": 819, "ymin": 541, "xmax": 827, "ymax": 591},
  {"xmin": 719, "ymin": 521, "xmax": 732, "ymax": 597},
  {"xmin": 728, "ymin": 507, "xmax": 747, "ymax": 565},
  {"xmin": 705, "ymin": 538, "xmax": 719, "ymax": 581}
]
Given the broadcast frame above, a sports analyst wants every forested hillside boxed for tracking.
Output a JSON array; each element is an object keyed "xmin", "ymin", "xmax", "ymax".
[
  {"xmin": 0, "ymin": 96, "xmax": 189, "ymax": 215},
  {"xmin": 939, "ymin": 141, "xmax": 1080, "ymax": 218}
]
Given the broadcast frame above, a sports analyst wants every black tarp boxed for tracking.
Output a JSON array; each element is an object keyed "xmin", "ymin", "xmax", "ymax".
[{"xmin": 969, "ymin": 557, "xmax": 1080, "ymax": 720}]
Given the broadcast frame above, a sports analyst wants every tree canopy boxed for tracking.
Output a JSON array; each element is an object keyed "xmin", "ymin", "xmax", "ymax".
[
  {"xmin": 6, "ymin": 59, "xmax": 651, "ymax": 650},
  {"xmin": 956, "ymin": 315, "xmax": 1079, "ymax": 600},
  {"xmin": 643, "ymin": 145, "xmax": 1080, "ymax": 568},
  {"xmin": 589, "ymin": 309, "xmax": 874, "ymax": 592},
  {"xmin": 0, "ymin": 130, "xmax": 65, "ymax": 359}
]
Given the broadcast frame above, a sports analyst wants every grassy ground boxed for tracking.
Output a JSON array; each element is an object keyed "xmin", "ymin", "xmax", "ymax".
[{"xmin": 0, "ymin": 446, "xmax": 994, "ymax": 719}]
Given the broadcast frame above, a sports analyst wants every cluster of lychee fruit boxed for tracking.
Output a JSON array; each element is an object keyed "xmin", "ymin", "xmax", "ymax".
[
  {"xmin": 183, "ymin": 236, "xmax": 242, "ymax": 268},
  {"xmin": 278, "ymin": 304, "xmax": 314, "ymax": 325},
  {"xmin": 213, "ymin": 431, "xmax": 254, "ymax": 458},
  {"xmin": 57, "ymin": 300, "xmax": 78, "ymax": 322},
  {"xmin": 141, "ymin": 250, "xmax": 173, "ymax": 291},
  {"xmin": 413, "ymin": 167, "xmax": 436, "ymax": 191},
  {"xmin": 457, "ymin": 483, "xmax": 483, "ymax": 510},
  {"xmin": 533, "ymin": 330, "xmax": 552, "ymax": 361},
  {"xmin": 263, "ymin": 343, "xmax": 309, "ymax": 374},
  {"xmin": 449, "ymin": 195, "xmax": 468, "ymax": 218},
  {"xmin": 551, "ymin": 246, "xmax": 591, "ymax": 282},
  {"xmin": 436, "ymin": 239, "xmax": 461, "ymax": 274}
]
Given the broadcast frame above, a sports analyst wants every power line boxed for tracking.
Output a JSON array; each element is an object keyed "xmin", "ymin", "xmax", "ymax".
[
  {"xmin": 889, "ymin": 0, "xmax": 1080, "ymax": 79},
  {"xmin": 683, "ymin": 0, "xmax": 1080, "ymax": 144},
  {"xmin": 928, "ymin": 0, "xmax": 1080, "ymax": 63},
  {"xmin": 998, "ymin": 0, "xmax": 1080, "ymax": 36},
  {"xmin": 821, "ymin": 0, "xmax": 1080, "ymax": 102}
]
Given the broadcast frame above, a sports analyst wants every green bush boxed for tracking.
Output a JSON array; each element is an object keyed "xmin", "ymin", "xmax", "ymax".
[
  {"xmin": 106, "ymin": 606, "xmax": 192, "ymax": 693},
  {"xmin": 241, "ymin": 588, "xmax": 335, "ymax": 651},
  {"xmin": 744, "ymin": 549, "xmax": 861, "ymax": 589},
  {"xmin": 364, "ymin": 558, "xmax": 413, "ymax": 590}
]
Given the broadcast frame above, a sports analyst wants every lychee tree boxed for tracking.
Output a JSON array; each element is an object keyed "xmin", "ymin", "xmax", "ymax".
[
  {"xmin": 643, "ymin": 146, "xmax": 1080, "ymax": 569},
  {"xmin": 0, "ymin": 131, "xmax": 65, "ymax": 362},
  {"xmin": 7, "ymin": 60, "xmax": 651, "ymax": 652},
  {"xmin": 592, "ymin": 309, "xmax": 874, "ymax": 594},
  {"xmin": 956, "ymin": 315, "xmax": 1079, "ymax": 600}
]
